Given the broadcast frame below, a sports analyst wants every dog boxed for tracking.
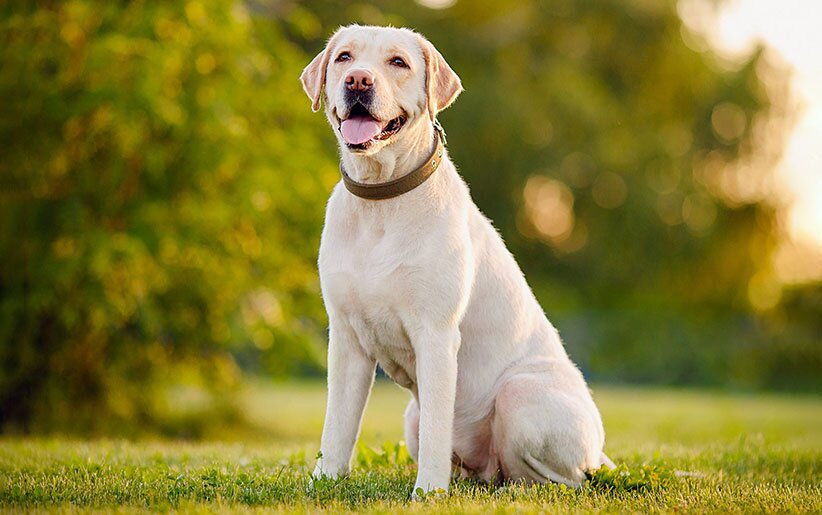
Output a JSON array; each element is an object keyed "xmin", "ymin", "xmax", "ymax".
[{"xmin": 301, "ymin": 25, "xmax": 613, "ymax": 496}]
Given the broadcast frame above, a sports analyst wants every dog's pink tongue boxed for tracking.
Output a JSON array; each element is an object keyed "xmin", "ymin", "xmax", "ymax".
[{"xmin": 341, "ymin": 115, "xmax": 382, "ymax": 145}]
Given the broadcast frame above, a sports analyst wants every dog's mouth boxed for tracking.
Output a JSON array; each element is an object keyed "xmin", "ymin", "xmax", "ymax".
[{"xmin": 338, "ymin": 103, "xmax": 407, "ymax": 151}]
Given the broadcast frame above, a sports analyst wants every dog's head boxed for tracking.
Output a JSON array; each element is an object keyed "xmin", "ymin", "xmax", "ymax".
[{"xmin": 300, "ymin": 25, "xmax": 462, "ymax": 156}]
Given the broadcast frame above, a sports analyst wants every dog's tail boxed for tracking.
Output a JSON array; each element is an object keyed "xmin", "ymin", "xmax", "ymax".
[{"xmin": 599, "ymin": 452, "xmax": 616, "ymax": 469}]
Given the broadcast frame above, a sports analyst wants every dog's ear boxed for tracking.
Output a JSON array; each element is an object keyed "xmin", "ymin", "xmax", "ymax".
[
  {"xmin": 301, "ymin": 31, "xmax": 341, "ymax": 112},
  {"xmin": 418, "ymin": 36, "xmax": 463, "ymax": 123},
  {"xmin": 300, "ymin": 47, "xmax": 331, "ymax": 112}
]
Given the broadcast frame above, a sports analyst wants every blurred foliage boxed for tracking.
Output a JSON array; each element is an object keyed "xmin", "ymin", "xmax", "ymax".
[
  {"xmin": 287, "ymin": 0, "xmax": 820, "ymax": 390},
  {"xmin": 0, "ymin": 0, "xmax": 819, "ymax": 434},
  {"xmin": 0, "ymin": 0, "xmax": 335, "ymax": 433}
]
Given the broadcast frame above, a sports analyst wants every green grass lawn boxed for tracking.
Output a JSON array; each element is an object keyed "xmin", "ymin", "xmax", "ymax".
[{"xmin": 1, "ymin": 382, "xmax": 821, "ymax": 512}]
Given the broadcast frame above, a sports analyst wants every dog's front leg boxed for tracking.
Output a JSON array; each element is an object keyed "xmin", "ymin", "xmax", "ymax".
[
  {"xmin": 412, "ymin": 326, "xmax": 460, "ymax": 496},
  {"xmin": 313, "ymin": 320, "xmax": 376, "ymax": 480}
]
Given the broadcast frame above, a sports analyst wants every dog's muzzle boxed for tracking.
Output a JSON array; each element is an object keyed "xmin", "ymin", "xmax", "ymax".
[{"xmin": 343, "ymin": 89, "xmax": 374, "ymax": 115}]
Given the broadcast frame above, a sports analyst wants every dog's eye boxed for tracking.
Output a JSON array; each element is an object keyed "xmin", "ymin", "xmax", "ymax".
[
  {"xmin": 335, "ymin": 52, "xmax": 351, "ymax": 63},
  {"xmin": 389, "ymin": 56, "xmax": 408, "ymax": 68}
]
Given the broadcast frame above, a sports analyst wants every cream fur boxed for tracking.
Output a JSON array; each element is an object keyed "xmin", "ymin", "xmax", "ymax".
[{"xmin": 302, "ymin": 25, "xmax": 612, "ymax": 497}]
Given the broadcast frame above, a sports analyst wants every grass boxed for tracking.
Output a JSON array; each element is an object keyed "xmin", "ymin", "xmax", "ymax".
[{"xmin": 1, "ymin": 382, "xmax": 821, "ymax": 512}]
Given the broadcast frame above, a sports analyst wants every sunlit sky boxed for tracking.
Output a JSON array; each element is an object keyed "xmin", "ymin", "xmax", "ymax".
[
  {"xmin": 679, "ymin": 0, "xmax": 822, "ymax": 284},
  {"xmin": 706, "ymin": 0, "xmax": 822, "ymax": 249}
]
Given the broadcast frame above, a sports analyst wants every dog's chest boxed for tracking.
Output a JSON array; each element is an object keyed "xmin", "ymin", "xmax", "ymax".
[{"xmin": 319, "ymin": 207, "xmax": 430, "ymax": 388}]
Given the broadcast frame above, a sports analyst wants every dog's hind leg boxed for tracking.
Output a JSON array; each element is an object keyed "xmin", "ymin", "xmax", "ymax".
[
  {"xmin": 491, "ymin": 369, "xmax": 606, "ymax": 487},
  {"xmin": 403, "ymin": 397, "xmax": 420, "ymax": 462}
]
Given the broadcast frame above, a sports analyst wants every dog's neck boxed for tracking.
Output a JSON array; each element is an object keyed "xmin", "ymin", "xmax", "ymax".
[{"xmin": 338, "ymin": 119, "xmax": 436, "ymax": 184}]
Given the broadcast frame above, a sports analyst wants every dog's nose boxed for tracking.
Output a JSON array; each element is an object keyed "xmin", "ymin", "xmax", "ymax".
[{"xmin": 345, "ymin": 69, "xmax": 374, "ymax": 92}]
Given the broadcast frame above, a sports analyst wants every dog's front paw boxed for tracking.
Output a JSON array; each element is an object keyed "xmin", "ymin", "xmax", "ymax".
[
  {"xmin": 307, "ymin": 467, "xmax": 347, "ymax": 497},
  {"xmin": 312, "ymin": 455, "xmax": 347, "ymax": 482}
]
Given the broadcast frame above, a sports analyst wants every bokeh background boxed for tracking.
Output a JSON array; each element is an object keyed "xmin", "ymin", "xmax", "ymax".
[{"xmin": 1, "ymin": 0, "xmax": 820, "ymax": 437}]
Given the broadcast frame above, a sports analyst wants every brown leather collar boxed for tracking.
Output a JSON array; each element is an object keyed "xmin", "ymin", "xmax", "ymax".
[{"xmin": 340, "ymin": 124, "xmax": 446, "ymax": 200}]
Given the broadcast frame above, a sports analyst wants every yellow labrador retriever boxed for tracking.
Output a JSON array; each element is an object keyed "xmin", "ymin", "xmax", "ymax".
[{"xmin": 301, "ymin": 25, "xmax": 613, "ymax": 496}]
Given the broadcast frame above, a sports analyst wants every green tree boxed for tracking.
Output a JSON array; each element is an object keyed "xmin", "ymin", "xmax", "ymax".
[{"xmin": 0, "ymin": 1, "xmax": 333, "ymax": 433}]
